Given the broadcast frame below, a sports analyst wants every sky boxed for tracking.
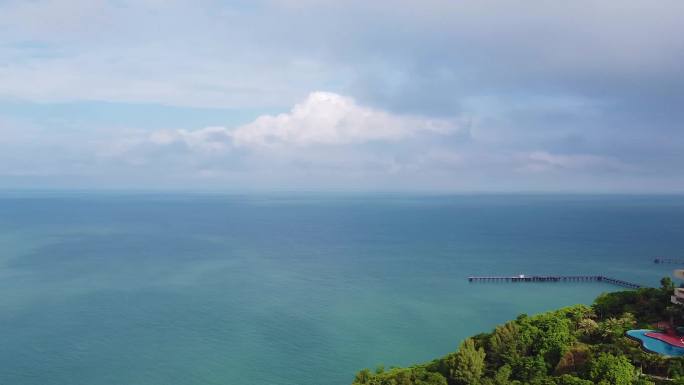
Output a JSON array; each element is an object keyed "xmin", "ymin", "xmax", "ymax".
[{"xmin": 0, "ymin": 0, "xmax": 682, "ymax": 192}]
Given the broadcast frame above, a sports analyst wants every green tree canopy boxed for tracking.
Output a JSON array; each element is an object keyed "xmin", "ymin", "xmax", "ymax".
[
  {"xmin": 588, "ymin": 353, "xmax": 635, "ymax": 385},
  {"xmin": 661, "ymin": 276, "xmax": 675, "ymax": 292},
  {"xmin": 352, "ymin": 367, "xmax": 447, "ymax": 385},
  {"xmin": 445, "ymin": 338, "xmax": 486, "ymax": 385}
]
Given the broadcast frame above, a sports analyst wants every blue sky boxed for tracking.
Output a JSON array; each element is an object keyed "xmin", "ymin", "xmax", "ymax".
[{"xmin": 0, "ymin": 0, "xmax": 682, "ymax": 192}]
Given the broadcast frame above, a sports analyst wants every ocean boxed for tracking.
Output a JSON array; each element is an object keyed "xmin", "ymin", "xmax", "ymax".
[{"xmin": 0, "ymin": 192, "xmax": 682, "ymax": 385}]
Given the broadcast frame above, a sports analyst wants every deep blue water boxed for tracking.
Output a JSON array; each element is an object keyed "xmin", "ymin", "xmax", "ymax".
[{"xmin": 0, "ymin": 193, "xmax": 683, "ymax": 385}]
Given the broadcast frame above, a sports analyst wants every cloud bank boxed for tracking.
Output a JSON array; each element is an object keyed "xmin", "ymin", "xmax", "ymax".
[
  {"xmin": 0, "ymin": 0, "xmax": 682, "ymax": 191},
  {"xmin": 147, "ymin": 92, "xmax": 463, "ymax": 151},
  {"xmin": 232, "ymin": 92, "xmax": 461, "ymax": 147}
]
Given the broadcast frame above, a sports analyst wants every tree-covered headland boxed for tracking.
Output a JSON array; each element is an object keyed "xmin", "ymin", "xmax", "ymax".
[{"xmin": 352, "ymin": 278, "xmax": 684, "ymax": 385}]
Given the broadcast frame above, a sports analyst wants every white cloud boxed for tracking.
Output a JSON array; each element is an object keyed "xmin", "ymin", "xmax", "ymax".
[
  {"xmin": 149, "ymin": 126, "xmax": 230, "ymax": 152},
  {"xmin": 517, "ymin": 151, "xmax": 628, "ymax": 173},
  {"xmin": 230, "ymin": 92, "xmax": 461, "ymax": 147},
  {"xmin": 145, "ymin": 92, "xmax": 463, "ymax": 150}
]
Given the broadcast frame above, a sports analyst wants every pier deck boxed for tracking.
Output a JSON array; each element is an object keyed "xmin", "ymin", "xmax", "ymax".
[
  {"xmin": 654, "ymin": 257, "xmax": 684, "ymax": 264},
  {"xmin": 467, "ymin": 275, "xmax": 642, "ymax": 289}
]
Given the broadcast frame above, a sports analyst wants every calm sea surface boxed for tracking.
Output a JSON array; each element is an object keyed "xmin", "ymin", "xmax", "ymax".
[{"xmin": 0, "ymin": 193, "xmax": 682, "ymax": 385}]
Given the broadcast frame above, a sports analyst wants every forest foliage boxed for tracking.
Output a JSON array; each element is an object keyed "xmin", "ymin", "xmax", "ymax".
[{"xmin": 352, "ymin": 278, "xmax": 684, "ymax": 385}]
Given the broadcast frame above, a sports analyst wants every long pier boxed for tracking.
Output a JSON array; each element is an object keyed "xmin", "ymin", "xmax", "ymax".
[
  {"xmin": 654, "ymin": 257, "xmax": 684, "ymax": 264},
  {"xmin": 467, "ymin": 275, "xmax": 642, "ymax": 289}
]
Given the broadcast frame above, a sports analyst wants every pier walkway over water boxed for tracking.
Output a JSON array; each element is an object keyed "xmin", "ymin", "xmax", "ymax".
[
  {"xmin": 654, "ymin": 257, "xmax": 684, "ymax": 264},
  {"xmin": 467, "ymin": 275, "xmax": 643, "ymax": 289}
]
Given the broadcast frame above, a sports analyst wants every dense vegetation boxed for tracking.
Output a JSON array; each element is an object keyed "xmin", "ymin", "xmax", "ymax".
[{"xmin": 352, "ymin": 278, "xmax": 684, "ymax": 385}]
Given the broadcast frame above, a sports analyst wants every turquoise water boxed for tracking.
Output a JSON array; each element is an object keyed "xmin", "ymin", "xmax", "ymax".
[
  {"xmin": 0, "ymin": 193, "xmax": 683, "ymax": 385},
  {"xmin": 626, "ymin": 330, "xmax": 684, "ymax": 356}
]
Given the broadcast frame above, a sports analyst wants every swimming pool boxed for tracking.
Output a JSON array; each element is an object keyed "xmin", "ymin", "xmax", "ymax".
[{"xmin": 626, "ymin": 329, "xmax": 684, "ymax": 356}]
